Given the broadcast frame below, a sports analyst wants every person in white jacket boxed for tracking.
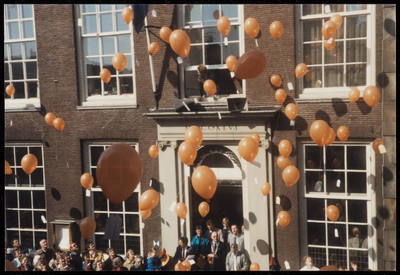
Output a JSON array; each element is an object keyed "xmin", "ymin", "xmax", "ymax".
[
  {"xmin": 225, "ymin": 243, "xmax": 249, "ymax": 271},
  {"xmin": 300, "ymin": 255, "xmax": 319, "ymax": 271}
]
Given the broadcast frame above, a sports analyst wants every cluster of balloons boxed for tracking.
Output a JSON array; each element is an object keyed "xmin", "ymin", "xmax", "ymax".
[
  {"xmin": 309, "ymin": 121, "xmax": 352, "ymax": 147},
  {"xmin": 178, "ymin": 126, "xmax": 203, "ymax": 166},
  {"xmin": 277, "ymin": 139, "xmax": 299, "ymax": 188},
  {"xmin": 45, "ymin": 113, "xmax": 65, "ymax": 131},
  {"xmin": 80, "ymin": 217, "xmax": 96, "ymax": 239},
  {"xmin": 322, "ymin": 14, "xmax": 343, "ymax": 50},
  {"xmin": 175, "ymin": 260, "xmax": 191, "ymax": 271},
  {"xmin": 238, "ymin": 134, "xmax": 259, "ymax": 163},
  {"xmin": 6, "ymin": 85, "xmax": 15, "ymax": 96}
]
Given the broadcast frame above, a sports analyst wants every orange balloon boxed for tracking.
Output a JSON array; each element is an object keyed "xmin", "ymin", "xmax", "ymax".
[
  {"xmin": 270, "ymin": 21, "xmax": 283, "ymax": 39},
  {"xmin": 203, "ymin": 79, "xmax": 216, "ymax": 96},
  {"xmin": 295, "ymin": 63, "xmax": 308, "ymax": 78},
  {"xmin": 160, "ymin": 26, "xmax": 173, "ymax": 43},
  {"xmin": 6, "ymin": 85, "xmax": 15, "ymax": 96},
  {"xmin": 100, "ymin": 68, "xmax": 112, "ymax": 83},
  {"xmin": 140, "ymin": 209, "xmax": 152, "ymax": 220},
  {"xmin": 170, "ymin": 30, "xmax": 191, "ymax": 58},
  {"xmin": 217, "ymin": 16, "xmax": 231, "ymax": 37},
  {"xmin": 250, "ymin": 262, "xmax": 261, "ymax": 271},
  {"xmin": 54, "ymin": 118, "xmax": 65, "ymax": 131},
  {"xmin": 310, "ymin": 120, "xmax": 330, "ymax": 147},
  {"xmin": 45, "ymin": 113, "xmax": 56, "ymax": 126},
  {"xmin": 324, "ymin": 38, "xmax": 336, "ymax": 50},
  {"xmin": 5, "ymin": 160, "xmax": 12, "ymax": 175},
  {"xmin": 372, "ymin": 138, "xmax": 385, "ymax": 154},
  {"xmin": 363, "ymin": 86, "xmax": 380, "ymax": 107},
  {"xmin": 337, "ymin": 126, "xmax": 350, "ymax": 141},
  {"xmin": 226, "ymin": 55, "xmax": 237, "ymax": 72},
  {"xmin": 321, "ymin": 20, "xmax": 337, "ymax": 40},
  {"xmin": 182, "ymin": 260, "xmax": 191, "ymax": 271},
  {"xmin": 122, "ymin": 7, "xmax": 133, "ymax": 24},
  {"xmin": 275, "ymin": 89, "xmax": 287, "ymax": 104},
  {"xmin": 285, "ymin": 103, "xmax": 298, "ymax": 121},
  {"xmin": 80, "ymin": 173, "xmax": 94, "ymax": 190},
  {"xmin": 261, "ymin": 182, "xmax": 271, "ymax": 196},
  {"xmin": 198, "ymin": 201, "xmax": 210, "ymax": 218},
  {"xmin": 80, "ymin": 217, "xmax": 96, "ymax": 239},
  {"xmin": 21, "ymin": 154, "xmax": 38, "ymax": 175},
  {"xmin": 112, "ymin": 53, "xmax": 128, "ymax": 72},
  {"xmin": 191, "ymin": 166, "xmax": 217, "ymax": 200},
  {"xmin": 270, "ymin": 74, "xmax": 282, "ymax": 87},
  {"xmin": 251, "ymin": 133, "xmax": 260, "ymax": 144},
  {"xmin": 277, "ymin": 156, "xmax": 291, "ymax": 170},
  {"xmin": 330, "ymin": 14, "xmax": 343, "ymax": 30},
  {"xmin": 244, "ymin": 17, "xmax": 260, "ymax": 38},
  {"xmin": 149, "ymin": 42, "xmax": 160, "ymax": 55},
  {"xmin": 278, "ymin": 211, "xmax": 290, "ymax": 227},
  {"xmin": 326, "ymin": 205, "xmax": 340, "ymax": 222},
  {"xmin": 348, "ymin": 88, "xmax": 360, "ymax": 103},
  {"xmin": 149, "ymin": 145, "xmax": 159, "ymax": 159},
  {"xmin": 178, "ymin": 141, "xmax": 197, "ymax": 166},
  {"xmin": 185, "ymin": 125, "xmax": 203, "ymax": 147},
  {"xmin": 139, "ymin": 189, "xmax": 160, "ymax": 211},
  {"xmin": 278, "ymin": 140, "xmax": 292, "ymax": 158},
  {"xmin": 97, "ymin": 144, "xmax": 143, "ymax": 205},
  {"xmin": 175, "ymin": 262, "xmax": 184, "ymax": 271},
  {"xmin": 238, "ymin": 137, "xmax": 259, "ymax": 163},
  {"xmin": 325, "ymin": 127, "xmax": 336, "ymax": 146},
  {"xmin": 175, "ymin": 202, "xmax": 188, "ymax": 219},
  {"xmin": 282, "ymin": 165, "xmax": 300, "ymax": 187},
  {"xmin": 234, "ymin": 50, "xmax": 267, "ymax": 80}
]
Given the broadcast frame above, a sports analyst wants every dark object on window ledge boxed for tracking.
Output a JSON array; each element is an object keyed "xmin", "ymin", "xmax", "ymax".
[{"xmin": 227, "ymin": 97, "xmax": 247, "ymax": 112}]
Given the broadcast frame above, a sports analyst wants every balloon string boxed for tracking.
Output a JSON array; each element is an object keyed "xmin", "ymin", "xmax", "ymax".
[{"xmin": 277, "ymin": 39, "xmax": 291, "ymax": 90}]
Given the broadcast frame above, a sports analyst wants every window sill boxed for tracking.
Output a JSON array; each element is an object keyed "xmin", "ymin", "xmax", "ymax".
[
  {"xmin": 5, "ymin": 98, "xmax": 41, "ymax": 112},
  {"xmin": 184, "ymin": 94, "xmax": 245, "ymax": 106},
  {"xmin": 79, "ymin": 95, "xmax": 137, "ymax": 109},
  {"xmin": 297, "ymin": 88, "xmax": 366, "ymax": 102}
]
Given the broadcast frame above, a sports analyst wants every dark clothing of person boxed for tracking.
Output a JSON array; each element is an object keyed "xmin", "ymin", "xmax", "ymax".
[
  {"xmin": 70, "ymin": 252, "xmax": 83, "ymax": 271},
  {"xmin": 173, "ymin": 246, "xmax": 192, "ymax": 263},
  {"xmin": 103, "ymin": 255, "xmax": 124, "ymax": 271},
  {"xmin": 130, "ymin": 263, "xmax": 146, "ymax": 271},
  {"xmin": 6, "ymin": 253, "xmax": 14, "ymax": 262},
  {"xmin": 208, "ymin": 241, "xmax": 225, "ymax": 271},
  {"xmin": 222, "ymin": 228, "xmax": 231, "ymax": 253},
  {"xmin": 34, "ymin": 248, "xmax": 54, "ymax": 269}
]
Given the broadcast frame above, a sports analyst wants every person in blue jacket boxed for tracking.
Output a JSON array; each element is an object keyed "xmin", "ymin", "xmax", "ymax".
[{"xmin": 146, "ymin": 247, "xmax": 166, "ymax": 271}]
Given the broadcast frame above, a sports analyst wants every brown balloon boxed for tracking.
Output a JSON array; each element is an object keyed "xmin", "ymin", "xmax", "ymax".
[
  {"xmin": 325, "ymin": 127, "xmax": 336, "ymax": 146},
  {"xmin": 282, "ymin": 165, "xmax": 300, "ymax": 187},
  {"xmin": 175, "ymin": 202, "xmax": 188, "ymax": 219},
  {"xmin": 270, "ymin": 21, "xmax": 283, "ymax": 39},
  {"xmin": 6, "ymin": 85, "xmax": 15, "ymax": 96},
  {"xmin": 277, "ymin": 156, "xmax": 291, "ymax": 170},
  {"xmin": 45, "ymin": 112, "xmax": 56, "ymax": 126},
  {"xmin": 149, "ymin": 145, "xmax": 159, "ymax": 159},
  {"xmin": 234, "ymin": 50, "xmax": 267, "ymax": 80},
  {"xmin": 112, "ymin": 53, "xmax": 128, "ymax": 72},
  {"xmin": 278, "ymin": 211, "xmax": 290, "ymax": 227},
  {"xmin": 122, "ymin": 7, "xmax": 133, "ymax": 24},
  {"xmin": 97, "ymin": 144, "xmax": 143, "ymax": 205},
  {"xmin": 178, "ymin": 141, "xmax": 197, "ymax": 166},
  {"xmin": 149, "ymin": 42, "xmax": 160, "ymax": 55},
  {"xmin": 372, "ymin": 138, "xmax": 385, "ymax": 154},
  {"xmin": 238, "ymin": 137, "xmax": 259, "ymax": 163},
  {"xmin": 278, "ymin": 139, "xmax": 292, "ymax": 158},
  {"xmin": 80, "ymin": 217, "xmax": 96, "ymax": 239},
  {"xmin": 330, "ymin": 14, "xmax": 343, "ymax": 30},
  {"xmin": 139, "ymin": 189, "xmax": 160, "ymax": 211},
  {"xmin": 21, "ymin": 154, "xmax": 38, "ymax": 175},
  {"xmin": 324, "ymin": 38, "xmax": 336, "ymax": 50},
  {"xmin": 203, "ymin": 79, "xmax": 216, "ymax": 96},
  {"xmin": 160, "ymin": 26, "xmax": 173, "ymax": 43},
  {"xmin": 100, "ymin": 68, "xmax": 112, "ymax": 83},
  {"xmin": 250, "ymin": 262, "xmax": 261, "ymax": 271},
  {"xmin": 321, "ymin": 20, "xmax": 337, "ymax": 40},
  {"xmin": 310, "ymin": 120, "xmax": 330, "ymax": 147},
  {"xmin": 285, "ymin": 103, "xmax": 298, "ymax": 121},
  {"xmin": 226, "ymin": 55, "xmax": 237, "ymax": 72},
  {"xmin": 185, "ymin": 125, "xmax": 203, "ymax": 147},
  {"xmin": 182, "ymin": 260, "xmax": 191, "ymax": 271},
  {"xmin": 140, "ymin": 209, "xmax": 151, "ymax": 220},
  {"xmin": 80, "ymin": 173, "xmax": 94, "ymax": 190},
  {"xmin": 337, "ymin": 126, "xmax": 350, "ymax": 141},
  {"xmin": 261, "ymin": 182, "xmax": 271, "ymax": 196},
  {"xmin": 5, "ymin": 160, "xmax": 12, "ymax": 175},
  {"xmin": 170, "ymin": 30, "xmax": 191, "ymax": 58},
  {"xmin": 198, "ymin": 201, "xmax": 210, "ymax": 218},
  {"xmin": 251, "ymin": 133, "xmax": 260, "ymax": 144},
  {"xmin": 348, "ymin": 88, "xmax": 360, "ymax": 103},
  {"xmin": 270, "ymin": 74, "xmax": 282, "ymax": 87},
  {"xmin": 244, "ymin": 17, "xmax": 260, "ymax": 38},
  {"xmin": 191, "ymin": 166, "xmax": 217, "ymax": 200},
  {"xmin": 275, "ymin": 89, "xmax": 287, "ymax": 104},
  {"xmin": 54, "ymin": 118, "xmax": 65, "ymax": 131},
  {"xmin": 217, "ymin": 16, "xmax": 231, "ymax": 37},
  {"xmin": 326, "ymin": 205, "xmax": 340, "ymax": 222},
  {"xmin": 363, "ymin": 86, "xmax": 380, "ymax": 107},
  {"xmin": 295, "ymin": 63, "xmax": 308, "ymax": 78},
  {"xmin": 6, "ymin": 260, "xmax": 20, "ymax": 271}
]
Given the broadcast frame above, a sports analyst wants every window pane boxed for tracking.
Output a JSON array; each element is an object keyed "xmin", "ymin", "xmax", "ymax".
[
  {"xmin": 305, "ymin": 146, "xmax": 323, "ymax": 169},
  {"xmin": 16, "ymin": 168, "xmax": 30, "ymax": 187},
  {"xmin": 6, "ymin": 210, "xmax": 19, "ymax": 228},
  {"xmin": 31, "ymin": 168, "xmax": 44, "ymax": 187},
  {"xmin": 307, "ymin": 199, "xmax": 325, "ymax": 220},
  {"xmin": 92, "ymin": 168, "xmax": 98, "ymax": 187},
  {"xmin": 19, "ymin": 191, "xmax": 32, "ymax": 209},
  {"xmin": 347, "ymin": 172, "xmax": 366, "ymax": 194},
  {"xmin": 305, "ymin": 171, "xmax": 324, "ymax": 193},
  {"xmin": 11, "ymin": 43, "xmax": 22, "ymax": 60},
  {"xmin": 86, "ymin": 57, "xmax": 101, "ymax": 76},
  {"xmin": 22, "ymin": 21, "xmax": 34, "ymax": 39},
  {"xmin": 347, "ymin": 5, "xmax": 367, "ymax": 12},
  {"xmin": 116, "ymin": 12, "xmax": 129, "ymax": 31},
  {"xmin": 346, "ymin": 40, "xmax": 366, "ymax": 63},
  {"xmin": 12, "ymin": 63, "xmax": 24, "ymax": 80},
  {"xmin": 28, "ymin": 147, "xmax": 42, "ymax": 166},
  {"xmin": 348, "ymin": 225, "xmax": 368, "ymax": 249},
  {"xmin": 347, "ymin": 146, "xmax": 366, "ymax": 170},
  {"xmin": 33, "ymin": 191, "xmax": 46, "ymax": 209},
  {"xmin": 328, "ymin": 224, "xmax": 346, "ymax": 247},
  {"xmin": 326, "ymin": 146, "xmax": 344, "ymax": 169},
  {"xmin": 21, "ymin": 5, "xmax": 33, "ymax": 18},
  {"xmin": 34, "ymin": 232, "xmax": 47, "ymax": 250},
  {"xmin": 187, "ymin": 45, "xmax": 202, "ymax": 66},
  {"xmin": 221, "ymin": 5, "xmax": 238, "ymax": 20},
  {"xmin": 34, "ymin": 211, "xmax": 47, "ymax": 229},
  {"xmin": 327, "ymin": 4, "xmax": 344, "ymax": 13},
  {"xmin": 203, "ymin": 4, "xmax": 219, "ymax": 26},
  {"xmin": 120, "ymin": 56, "xmax": 132, "ymax": 74},
  {"xmin": 185, "ymin": 5, "xmax": 201, "ymax": 25},
  {"xmin": 7, "ymin": 231, "xmax": 20, "ymax": 245},
  {"xmin": 5, "ymin": 65, "xmax": 10, "ymax": 81},
  {"xmin": 82, "ymin": 4, "xmax": 96, "ymax": 13},
  {"xmin": 104, "ymin": 77, "xmax": 117, "ymax": 95},
  {"xmin": 205, "ymin": 44, "xmax": 221, "ymax": 65},
  {"xmin": 15, "ymin": 147, "xmax": 28, "ymax": 166},
  {"xmin": 100, "ymin": 5, "xmax": 112, "ymax": 12},
  {"xmin": 91, "ymin": 146, "xmax": 104, "ymax": 166},
  {"xmin": 327, "ymin": 199, "xmax": 346, "ymax": 222},
  {"xmin": 83, "ymin": 14, "xmax": 97, "ymax": 34},
  {"xmin": 125, "ymin": 215, "xmax": 140, "ymax": 234},
  {"xmin": 117, "ymin": 35, "xmax": 131, "ymax": 54},
  {"xmin": 87, "ymin": 78, "xmax": 102, "ymax": 96},
  {"xmin": 328, "ymin": 248, "xmax": 347, "ymax": 269},
  {"xmin": 185, "ymin": 70, "xmax": 200, "ymax": 97},
  {"xmin": 216, "ymin": 69, "xmax": 238, "ymax": 95},
  {"xmin": 94, "ymin": 213, "xmax": 107, "ymax": 232},
  {"xmin": 346, "ymin": 64, "xmax": 366, "ymax": 87},
  {"xmin": 26, "ymin": 62, "xmax": 37, "ymax": 79},
  {"xmin": 100, "ymin": 13, "xmax": 113, "ymax": 33},
  {"xmin": 186, "ymin": 28, "xmax": 202, "ymax": 44},
  {"xmin": 223, "ymin": 43, "xmax": 239, "ymax": 64},
  {"xmin": 20, "ymin": 231, "xmax": 33, "ymax": 250},
  {"xmin": 125, "ymin": 193, "xmax": 139, "ymax": 212},
  {"xmin": 347, "ymin": 16, "xmax": 367, "ymax": 38},
  {"xmin": 326, "ymin": 171, "xmax": 345, "ymax": 193},
  {"xmin": 227, "ymin": 25, "xmax": 239, "ymax": 41},
  {"xmin": 120, "ymin": 77, "xmax": 133, "ymax": 94},
  {"xmin": 324, "ymin": 66, "xmax": 343, "ymax": 87},
  {"xmin": 204, "ymin": 27, "xmax": 221, "ymax": 43},
  {"xmin": 110, "ymin": 235, "xmax": 125, "ymax": 255},
  {"xmin": 13, "ymin": 82, "xmax": 25, "ymax": 99},
  {"xmin": 7, "ymin": 4, "xmax": 19, "ymax": 20},
  {"xmin": 6, "ymin": 147, "xmax": 14, "ymax": 166},
  {"xmin": 348, "ymin": 200, "xmax": 367, "ymax": 223},
  {"xmin": 84, "ymin": 37, "xmax": 99, "ymax": 56},
  {"xmin": 102, "ymin": 36, "xmax": 115, "ymax": 55},
  {"xmin": 25, "ymin": 42, "xmax": 36, "ymax": 59},
  {"xmin": 307, "ymin": 223, "xmax": 325, "ymax": 245},
  {"xmin": 20, "ymin": 211, "xmax": 33, "ymax": 228},
  {"xmin": 6, "ymin": 190, "xmax": 18, "ymax": 208},
  {"xmin": 303, "ymin": 5, "xmax": 322, "ymax": 16},
  {"xmin": 309, "ymin": 247, "xmax": 326, "ymax": 267},
  {"xmin": 304, "ymin": 43, "xmax": 322, "ymax": 65},
  {"xmin": 304, "ymin": 20, "xmax": 322, "ymax": 41},
  {"xmin": 126, "ymin": 236, "xmax": 141, "ymax": 256},
  {"xmin": 4, "ymin": 44, "xmax": 9, "ymax": 61},
  {"xmin": 95, "ymin": 234, "xmax": 109, "ymax": 252},
  {"xmin": 304, "ymin": 67, "xmax": 322, "ymax": 88},
  {"xmin": 27, "ymin": 81, "xmax": 38, "ymax": 98},
  {"xmin": 116, "ymin": 5, "xmax": 128, "ymax": 11},
  {"xmin": 103, "ymin": 57, "xmax": 116, "ymax": 75},
  {"xmin": 93, "ymin": 191, "xmax": 108, "ymax": 211},
  {"xmin": 325, "ymin": 41, "xmax": 343, "ymax": 64}
]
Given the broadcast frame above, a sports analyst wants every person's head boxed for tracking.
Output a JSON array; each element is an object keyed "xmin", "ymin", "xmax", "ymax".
[
  {"xmin": 54, "ymin": 248, "xmax": 62, "ymax": 258},
  {"xmin": 106, "ymin": 247, "xmax": 116, "ymax": 258},
  {"xmin": 179, "ymin": 237, "xmax": 188, "ymax": 248},
  {"xmin": 211, "ymin": 231, "xmax": 218, "ymax": 242},
  {"xmin": 231, "ymin": 224, "xmax": 239, "ymax": 235},
  {"xmin": 36, "ymin": 262, "xmax": 47, "ymax": 271},
  {"xmin": 148, "ymin": 247, "xmax": 158, "ymax": 258},
  {"xmin": 113, "ymin": 257, "xmax": 123, "ymax": 268},
  {"xmin": 197, "ymin": 64, "xmax": 207, "ymax": 77},
  {"xmin": 82, "ymin": 252, "xmax": 90, "ymax": 263},
  {"xmin": 20, "ymin": 264, "xmax": 29, "ymax": 271},
  {"xmin": 86, "ymin": 241, "xmax": 95, "ymax": 251},
  {"xmin": 13, "ymin": 249, "xmax": 22, "ymax": 259},
  {"xmin": 12, "ymin": 239, "xmax": 20, "ymax": 248},
  {"xmin": 126, "ymin": 249, "xmax": 135, "ymax": 260},
  {"xmin": 64, "ymin": 252, "xmax": 71, "ymax": 265},
  {"xmin": 70, "ymin": 242, "xmax": 79, "ymax": 252},
  {"xmin": 94, "ymin": 259, "xmax": 103, "ymax": 271},
  {"xmin": 21, "ymin": 256, "xmax": 29, "ymax": 266},
  {"xmin": 39, "ymin": 239, "xmax": 47, "ymax": 250},
  {"xmin": 222, "ymin": 217, "xmax": 230, "ymax": 229},
  {"xmin": 352, "ymin": 227, "xmax": 360, "ymax": 237},
  {"xmin": 303, "ymin": 256, "xmax": 313, "ymax": 267},
  {"xmin": 230, "ymin": 243, "xmax": 238, "ymax": 254},
  {"xmin": 195, "ymin": 225, "xmax": 203, "ymax": 237},
  {"xmin": 135, "ymin": 256, "xmax": 143, "ymax": 266},
  {"xmin": 57, "ymin": 254, "xmax": 66, "ymax": 266},
  {"xmin": 206, "ymin": 219, "xmax": 215, "ymax": 231}
]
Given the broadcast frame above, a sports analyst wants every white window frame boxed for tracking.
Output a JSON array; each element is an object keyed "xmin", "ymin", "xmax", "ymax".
[
  {"xmin": 298, "ymin": 141, "xmax": 377, "ymax": 270},
  {"xmin": 83, "ymin": 141, "xmax": 143, "ymax": 257},
  {"xmin": 5, "ymin": 143, "xmax": 47, "ymax": 252},
  {"xmin": 4, "ymin": 4, "xmax": 40, "ymax": 111},
  {"xmin": 178, "ymin": 4, "xmax": 247, "ymax": 102},
  {"xmin": 76, "ymin": 4, "xmax": 137, "ymax": 109},
  {"xmin": 295, "ymin": 5, "xmax": 376, "ymax": 100}
]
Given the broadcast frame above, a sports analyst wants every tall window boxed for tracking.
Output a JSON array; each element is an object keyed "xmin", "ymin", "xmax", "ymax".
[
  {"xmin": 296, "ymin": 4, "xmax": 375, "ymax": 99},
  {"xmin": 77, "ymin": 5, "xmax": 136, "ymax": 107},
  {"xmin": 4, "ymin": 4, "xmax": 40, "ymax": 109},
  {"xmin": 84, "ymin": 142, "xmax": 142, "ymax": 256},
  {"xmin": 5, "ymin": 144, "xmax": 47, "ymax": 251},
  {"xmin": 299, "ymin": 142, "xmax": 376, "ymax": 271},
  {"xmin": 181, "ymin": 5, "xmax": 244, "ymax": 98}
]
